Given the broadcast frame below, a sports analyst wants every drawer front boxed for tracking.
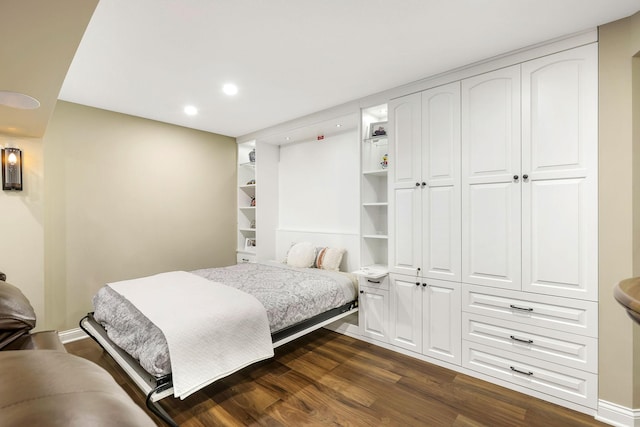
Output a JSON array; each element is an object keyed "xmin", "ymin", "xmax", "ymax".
[
  {"xmin": 360, "ymin": 275, "xmax": 390, "ymax": 291},
  {"xmin": 462, "ymin": 284, "xmax": 597, "ymax": 337},
  {"xmin": 237, "ymin": 253, "xmax": 256, "ymax": 264},
  {"xmin": 463, "ymin": 341, "xmax": 597, "ymax": 409},
  {"xmin": 463, "ymin": 313, "xmax": 597, "ymax": 373}
]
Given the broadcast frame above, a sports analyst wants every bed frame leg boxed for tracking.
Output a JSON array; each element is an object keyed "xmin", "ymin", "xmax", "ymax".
[{"xmin": 146, "ymin": 387, "xmax": 178, "ymax": 427}]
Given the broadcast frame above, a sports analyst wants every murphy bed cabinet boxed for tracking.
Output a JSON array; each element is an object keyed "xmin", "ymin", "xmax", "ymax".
[{"xmin": 385, "ymin": 43, "xmax": 598, "ymax": 411}]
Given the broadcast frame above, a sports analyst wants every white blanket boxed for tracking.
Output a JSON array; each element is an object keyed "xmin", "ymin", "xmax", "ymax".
[{"xmin": 108, "ymin": 271, "xmax": 274, "ymax": 399}]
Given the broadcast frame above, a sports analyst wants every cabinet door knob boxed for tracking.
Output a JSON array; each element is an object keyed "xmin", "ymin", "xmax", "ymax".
[
  {"xmin": 415, "ymin": 182, "xmax": 421, "ymax": 187},
  {"xmin": 421, "ymin": 182, "xmax": 427, "ymax": 187},
  {"xmin": 513, "ymin": 175, "xmax": 519, "ymax": 180},
  {"xmin": 359, "ymin": 290, "xmax": 364, "ymax": 294},
  {"xmin": 422, "ymin": 283, "xmax": 428, "ymax": 287},
  {"xmin": 415, "ymin": 282, "xmax": 420, "ymax": 286},
  {"xmin": 523, "ymin": 174, "xmax": 529, "ymax": 180}
]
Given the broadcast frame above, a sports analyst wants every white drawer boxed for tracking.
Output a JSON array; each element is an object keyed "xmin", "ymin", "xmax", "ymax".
[
  {"xmin": 462, "ymin": 284, "xmax": 597, "ymax": 337},
  {"xmin": 463, "ymin": 341, "xmax": 597, "ymax": 409},
  {"xmin": 236, "ymin": 253, "xmax": 256, "ymax": 264},
  {"xmin": 359, "ymin": 275, "xmax": 389, "ymax": 291},
  {"xmin": 463, "ymin": 313, "xmax": 597, "ymax": 373}
]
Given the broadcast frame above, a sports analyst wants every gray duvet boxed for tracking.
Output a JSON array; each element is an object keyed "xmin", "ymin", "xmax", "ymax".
[{"xmin": 92, "ymin": 261, "xmax": 356, "ymax": 377}]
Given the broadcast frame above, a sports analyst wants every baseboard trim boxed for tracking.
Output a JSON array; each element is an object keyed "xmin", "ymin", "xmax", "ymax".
[
  {"xmin": 596, "ymin": 400, "xmax": 640, "ymax": 427},
  {"xmin": 58, "ymin": 327, "xmax": 88, "ymax": 344}
]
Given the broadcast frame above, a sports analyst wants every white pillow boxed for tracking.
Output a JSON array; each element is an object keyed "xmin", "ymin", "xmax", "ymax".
[
  {"xmin": 285, "ymin": 242, "xmax": 316, "ymax": 268},
  {"xmin": 314, "ymin": 247, "xmax": 346, "ymax": 271}
]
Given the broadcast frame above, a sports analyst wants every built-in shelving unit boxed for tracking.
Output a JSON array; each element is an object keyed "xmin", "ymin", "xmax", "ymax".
[
  {"xmin": 360, "ymin": 104, "xmax": 389, "ymax": 271},
  {"xmin": 237, "ymin": 141, "xmax": 257, "ymax": 263}
]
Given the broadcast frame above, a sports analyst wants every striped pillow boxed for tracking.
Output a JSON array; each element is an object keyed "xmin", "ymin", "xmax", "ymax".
[{"xmin": 314, "ymin": 247, "xmax": 345, "ymax": 271}]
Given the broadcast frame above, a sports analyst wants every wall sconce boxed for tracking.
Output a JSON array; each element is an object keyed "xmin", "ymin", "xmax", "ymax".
[{"xmin": 2, "ymin": 148, "xmax": 23, "ymax": 191}]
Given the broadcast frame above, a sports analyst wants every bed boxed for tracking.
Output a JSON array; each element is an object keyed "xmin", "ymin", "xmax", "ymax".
[{"xmin": 80, "ymin": 242, "xmax": 358, "ymax": 427}]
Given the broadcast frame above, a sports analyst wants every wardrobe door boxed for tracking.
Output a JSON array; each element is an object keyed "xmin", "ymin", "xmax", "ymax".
[
  {"xmin": 521, "ymin": 44, "xmax": 598, "ymax": 301},
  {"xmin": 389, "ymin": 274, "xmax": 422, "ymax": 352},
  {"xmin": 422, "ymin": 279, "xmax": 461, "ymax": 365},
  {"xmin": 422, "ymin": 82, "xmax": 461, "ymax": 282},
  {"xmin": 360, "ymin": 287, "xmax": 389, "ymax": 343},
  {"xmin": 462, "ymin": 65, "xmax": 521, "ymax": 290},
  {"xmin": 389, "ymin": 93, "xmax": 422, "ymax": 275}
]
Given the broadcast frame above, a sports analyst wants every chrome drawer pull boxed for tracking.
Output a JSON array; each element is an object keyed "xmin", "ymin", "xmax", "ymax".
[
  {"xmin": 510, "ymin": 304, "xmax": 533, "ymax": 312},
  {"xmin": 510, "ymin": 335, "xmax": 534, "ymax": 344},
  {"xmin": 510, "ymin": 366, "xmax": 533, "ymax": 376},
  {"xmin": 367, "ymin": 279, "xmax": 381, "ymax": 284}
]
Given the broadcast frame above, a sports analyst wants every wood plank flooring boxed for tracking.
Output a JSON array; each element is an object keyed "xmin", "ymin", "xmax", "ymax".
[{"xmin": 65, "ymin": 329, "xmax": 606, "ymax": 426}]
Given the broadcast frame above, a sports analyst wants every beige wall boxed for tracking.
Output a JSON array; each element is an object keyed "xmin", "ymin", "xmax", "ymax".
[
  {"xmin": 43, "ymin": 101, "xmax": 237, "ymax": 330},
  {"xmin": 0, "ymin": 136, "xmax": 45, "ymax": 327},
  {"xmin": 599, "ymin": 11, "xmax": 640, "ymax": 408}
]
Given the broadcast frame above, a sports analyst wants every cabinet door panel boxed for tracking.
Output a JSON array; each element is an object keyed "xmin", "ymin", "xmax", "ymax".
[
  {"xmin": 423, "ymin": 279, "xmax": 461, "ymax": 365},
  {"xmin": 390, "ymin": 93, "xmax": 421, "ymax": 186},
  {"xmin": 462, "ymin": 66, "xmax": 521, "ymax": 289},
  {"xmin": 422, "ymin": 82, "xmax": 461, "ymax": 281},
  {"xmin": 423, "ymin": 83, "xmax": 460, "ymax": 186},
  {"xmin": 389, "ymin": 275, "xmax": 422, "ymax": 352},
  {"xmin": 464, "ymin": 182, "xmax": 520, "ymax": 289},
  {"xmin": 522, "ymin": 44, "xmax": 597, "ymax": 179},
  {"xmin": 424, "ymin": 186, "xmax": 459, "ymax": 280},
  {"xmin": 360, "ymin": 288, "xmax": 389, "ymax": 343},
  {"xmin": 462, "ymin": 67, "xmax": 520, "ymax": 181},
  {"xmin": 390, "ymin": 186, "xmax": 421, "ymax": 275},
  {"xmin": 521, "ymin": 44, "xmax": 597, "ymax": 301},
  {"xmin": 523, "ymin": 178, "xmax": 595, "ymax": 299}
]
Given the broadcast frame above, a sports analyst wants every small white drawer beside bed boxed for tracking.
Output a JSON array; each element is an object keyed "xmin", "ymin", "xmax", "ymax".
[{"xmin": 236, "ymin": 252, "xmax": 256, "ymax": 263}]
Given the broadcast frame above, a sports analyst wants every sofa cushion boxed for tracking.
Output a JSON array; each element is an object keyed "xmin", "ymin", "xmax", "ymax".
[{"xmin": 0, "ymin": 281, "xmax": 36, "ymax": 349}]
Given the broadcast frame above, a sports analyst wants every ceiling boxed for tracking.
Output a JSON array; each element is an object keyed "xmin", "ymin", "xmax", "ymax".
[
  {"xmin": 4, "ymin": 1, "xmax": 640, "ymax": 140},
  {"xmin": 0, "ymin": 0, "xmax": 98, "ymax": 138}
]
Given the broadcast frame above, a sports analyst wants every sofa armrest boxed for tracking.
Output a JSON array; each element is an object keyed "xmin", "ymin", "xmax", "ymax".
[
  {"xmin": 3, "ymin": 331, "xmax": 66, "ymax": 352},
  {"xmin": 0, "ymin": 280, "xmax": 36, "ymax": 350}
]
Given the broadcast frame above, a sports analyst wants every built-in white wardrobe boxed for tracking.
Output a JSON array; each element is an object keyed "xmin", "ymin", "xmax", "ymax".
[
  {"xmin": 240, "ymin": 32, "xmax": 601, "ymax": 416},
  {"xmin": 385, "ymin": 43, "xmax": 598, "ymax": 411}
]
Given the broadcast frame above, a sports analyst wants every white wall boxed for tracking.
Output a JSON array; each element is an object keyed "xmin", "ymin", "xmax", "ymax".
[{"xmin": 278, "ymin": 130, "xmax": 359, "ymax": 233}]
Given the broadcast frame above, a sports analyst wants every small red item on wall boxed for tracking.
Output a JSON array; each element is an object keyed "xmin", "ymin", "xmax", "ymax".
[{"xmin": 317, "ymin": 134, "xmax": 324, "ymax": 141}]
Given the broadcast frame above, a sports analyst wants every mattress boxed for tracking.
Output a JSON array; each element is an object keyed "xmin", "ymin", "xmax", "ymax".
[{"xmin": 92, "ymin": 261, "xmax": 357, "ymax": 377}]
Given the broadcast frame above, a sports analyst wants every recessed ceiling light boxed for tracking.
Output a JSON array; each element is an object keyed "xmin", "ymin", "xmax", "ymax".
[
  {"xmin": 222, "ymin": 83, "xmax": 238, "ymax": 96},
  {"xmin": 0, "ymin": 91, "xmax": 40, "ymax": 109},
  {"xmin": 336, "ymin": 124, "xmax": 342, "ymax": 128},
  {"xmin": 184, "ymin": 105, "xmax": 198, "ymax": 116}
]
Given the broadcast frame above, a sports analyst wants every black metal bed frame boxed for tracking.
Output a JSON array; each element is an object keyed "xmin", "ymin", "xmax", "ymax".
[{"xmin": 80, "ymin": 300, "xmax": 357, "ymax": 426}]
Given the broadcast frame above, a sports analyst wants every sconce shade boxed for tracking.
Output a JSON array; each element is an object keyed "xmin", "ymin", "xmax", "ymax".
[{"xmin": 2, "ymin": 148, "xmax": 22, "ymax": 191}]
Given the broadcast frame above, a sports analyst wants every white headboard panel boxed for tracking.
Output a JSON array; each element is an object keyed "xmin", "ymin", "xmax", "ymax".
[{"xmin": 275, "ymin": 229, "xmax": 360, "ymax": 273}]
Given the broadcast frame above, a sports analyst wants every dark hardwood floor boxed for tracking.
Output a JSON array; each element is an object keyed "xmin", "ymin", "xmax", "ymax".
[{"xmin": 65, "ymin": 329, "xmax": 606, "ymax": 426}]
